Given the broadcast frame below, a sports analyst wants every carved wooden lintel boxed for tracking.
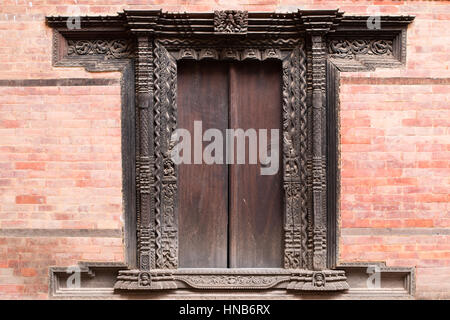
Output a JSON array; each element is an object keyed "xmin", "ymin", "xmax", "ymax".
[{"xmin": 45, "ymin": 9, "xmax": 414, "ymax": 294}]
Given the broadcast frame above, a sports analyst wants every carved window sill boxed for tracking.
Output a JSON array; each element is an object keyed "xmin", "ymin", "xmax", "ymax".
[{"xmin": 114, "ymin": 268, "xmax": 348, "ymax": 291}]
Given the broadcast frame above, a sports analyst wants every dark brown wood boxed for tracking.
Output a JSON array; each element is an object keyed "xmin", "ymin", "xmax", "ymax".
[
  {"xmin": 177, "ymin": 61, "xmax": 229, "ymax": 268},
  {"xmin": 228, "ymin": 61, "xmax": 284, "ymax": 268},
  {"xmin": 326, "ymin": 60, "xmax": 339, "ymax": 269}
]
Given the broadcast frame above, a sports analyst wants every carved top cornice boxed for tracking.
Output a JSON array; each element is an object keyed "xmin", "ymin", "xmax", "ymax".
[
  {"xmin": 45, "ymin": 10, "xmax": 414, "ymax": 37},
  {"xmin": 297, "ymin": 9, "xmax": 343, "ymax": 34}
]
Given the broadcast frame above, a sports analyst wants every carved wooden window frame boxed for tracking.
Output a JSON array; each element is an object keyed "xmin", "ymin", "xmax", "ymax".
[{"xmin": 46, "ymin": 10, "xmax": 414, "ymax": 293}]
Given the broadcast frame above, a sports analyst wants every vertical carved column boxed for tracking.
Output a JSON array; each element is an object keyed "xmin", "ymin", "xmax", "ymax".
[
  {"xmin": 136, "ymin": 36, "xmax": 155, "ymax": 270},
  {"xmin": 305, "ymin": 40, "xmax": 314, "ymax": 270},
  {"xmin": 310, "ymin": 34, "xmax": 327, "ymax": 270},
  {"xmin": 282, "ymin": 45, "xmax": 308, "ymax": 269}
]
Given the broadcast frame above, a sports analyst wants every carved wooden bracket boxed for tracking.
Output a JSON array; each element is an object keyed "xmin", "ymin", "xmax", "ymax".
[{"xmin": 46, "ymin": 10, "xmax": 414, "ymax": 294}]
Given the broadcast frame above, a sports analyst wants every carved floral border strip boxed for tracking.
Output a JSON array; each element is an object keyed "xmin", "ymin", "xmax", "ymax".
[
  {"xmin": 147, "ymin": 38, "xmax": 309, "ymax": 271},
  {"xmin": 67, "ymin": 39, "xmax": 134, "ymax": 59},
  {"xmin": 328, "ymin": 39, "xmax": 394, "ymax": 58}
]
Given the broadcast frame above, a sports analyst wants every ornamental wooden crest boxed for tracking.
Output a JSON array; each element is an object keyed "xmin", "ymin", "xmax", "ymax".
[{"xmin": 46, "ymin": 9, "xmax": 413, "ymax": 293}]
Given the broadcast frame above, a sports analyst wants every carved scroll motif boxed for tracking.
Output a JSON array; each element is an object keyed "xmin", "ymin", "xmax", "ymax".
[
  {"xmin": 328, "ymin": 39, "xmax": 393, "ymax": 58},
  {"xmin": 114, "ymin": 268, "xmax": 349, "ymax": 291}
]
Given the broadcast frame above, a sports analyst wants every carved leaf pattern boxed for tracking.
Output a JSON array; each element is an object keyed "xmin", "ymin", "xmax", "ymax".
[{"xmin": 67, "ymin": 39, "xmax": 134, "ymax": 59}]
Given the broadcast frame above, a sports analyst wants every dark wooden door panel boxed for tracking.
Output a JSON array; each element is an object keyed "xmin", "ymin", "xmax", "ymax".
[
  {"xmin": 228, "ymin": 61, "xmax": 284, "ymax": 268},
  {"xmin": 177, "ymin": 61, "xmax": 229, "ymax": 268}
]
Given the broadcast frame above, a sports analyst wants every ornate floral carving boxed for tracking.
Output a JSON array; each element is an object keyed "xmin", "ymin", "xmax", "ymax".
[
  {"xmin": 67, "ymin": 39, "xmax": 134, "ymax": 59},
  {"xmin": 328, "ymin": 39, "xmax": 393, "ymax": 58},
  {"xmin": 44, "ymin": 9, "xmax": 417, "ymax": 296},
  {"xmin": 178, "ymin": 275, "xmax": 289, "ymax": 289},
  {"xmin": 281, "ymin": 46, "xmax": 308, "ymax": 269},
  {"xmin": 214, "ymin": 10, "xmax": 248, "ymax": 34},
  {"xmin": 154, "ymin": 41, "xmax": 178, "ymax": 269}
]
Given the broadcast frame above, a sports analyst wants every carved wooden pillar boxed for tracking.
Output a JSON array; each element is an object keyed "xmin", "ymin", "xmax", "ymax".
[
  {"xmin": 310, "ymin": 33, "xmax": 328, "ymax": 271},
  {"xmin": 135, "ymin": 36, "xmax": 155, "ymax": 271}
]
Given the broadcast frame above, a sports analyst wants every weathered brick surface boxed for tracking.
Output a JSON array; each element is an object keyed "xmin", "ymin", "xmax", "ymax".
[
  {"xmin": 0, "ymin": 237, "xmax": 123, "ymax": 299},
  {"xmin": 0, "ymin": 0, "xmax": 449, "ymax": 299}
]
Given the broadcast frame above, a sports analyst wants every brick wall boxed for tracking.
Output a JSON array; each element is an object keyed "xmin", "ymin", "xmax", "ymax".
[{"xmin": 0, "ymin": 0, "xmax": 449, "ymax": 299}]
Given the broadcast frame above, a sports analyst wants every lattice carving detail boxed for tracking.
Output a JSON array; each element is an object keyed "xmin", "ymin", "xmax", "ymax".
[{"xmin": 136, "ymin": 37, "xmax": 155, "ymax": 270}]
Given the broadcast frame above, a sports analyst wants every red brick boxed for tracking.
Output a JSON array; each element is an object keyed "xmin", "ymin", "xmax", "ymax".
[
  {"xmin": 15, "ymin": 162, "xmax": 46, "ymax": 171},
  {"xmin": 15, "ymin": 195, "xmax": 46, "ymax": 204},
  {"xmin": 20, "ymin": 268, "xmax": 37, "ymax": 277},
  {"xmin": 0, "ymin": 120, "xmax": 22, "ymax": 128}
]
